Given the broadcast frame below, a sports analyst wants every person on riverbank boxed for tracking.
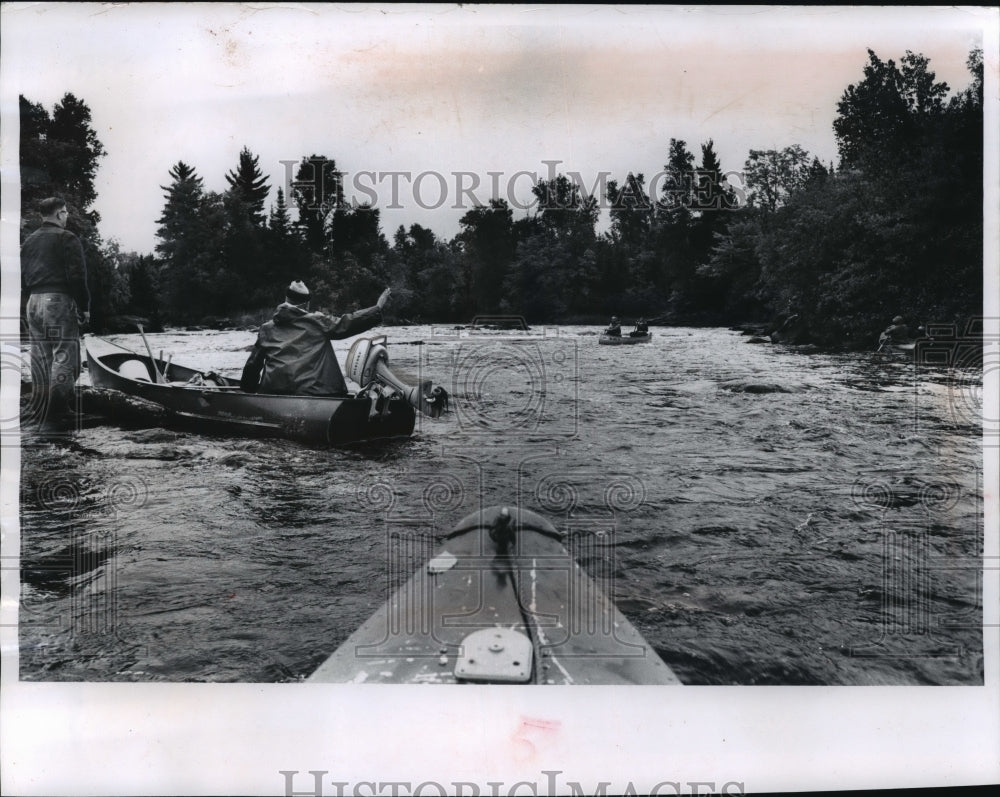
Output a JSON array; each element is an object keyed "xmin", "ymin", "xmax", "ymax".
[
  {"xmin": 21, "ymin": 197, "xmax": 90, "ymax": 432},
  {"xmin": 240, "ymin": 281, "xmax": 390, "ymax": 395},
  {"xmin": 604, "ymin": 317, "xmax": 622, "ymax": 337},
  {"xmin": 878, "ymin": 315, "xmax": 911, "ymax": 349},
  {"xmin": 769, "ymin": 312, "xmax": 801, "ymax": 344}
]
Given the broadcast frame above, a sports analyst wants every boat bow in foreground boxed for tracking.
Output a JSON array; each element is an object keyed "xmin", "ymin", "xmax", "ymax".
[{"xmin": 309, "ymin": 505, "xmax": 681, "ymax": 684}]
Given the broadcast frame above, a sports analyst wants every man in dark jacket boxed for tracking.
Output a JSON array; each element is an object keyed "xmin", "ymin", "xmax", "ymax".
[
  {"xmin": 21, "ymin": 197, "xmax": 90, "ymax": 430},
  {"xmin": 879, "ymin": 315, "xmax": 911, "ymax": 346},
  {"xmin": 241, "ymin": 281, "xmax": 390, "ymax": 395}
]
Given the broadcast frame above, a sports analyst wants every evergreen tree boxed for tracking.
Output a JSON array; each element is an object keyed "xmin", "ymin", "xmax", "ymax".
[
  {"xmin": 156, "ymin": 161, "xmax": 204, "ymax": 250},
  {"xmin": 290, "ymin": 155, "xmax": 344, "ymax": 254},
  {"xmin": 807, "ymin": 157, "xmax": 829, "ymax": 183},
  {"xmin": 690, "ymin": 140, "xmax": 736, "ymax": 266},
  {"xmin": 603, "ymin": 173, "xmax": 659, "ymax": 316},
  {"xmin": 219, "ymin": 147, "xmax": 272, "ymax": 309},
  {"xmin": 224, "ymin": 146, "xmax": 271, "ymax": 227},
  {"xmin": 263, "ymin": 188, "xmax": 312, "ymax": 305},
  {"xmin": 155, "ymin": 162, "xmax": 229, "ymax": 321},
  {"xmin": 649, "ymin": 139, "xmax": 701, "ymax": 317},
  {"xmin": 221, "ymin": 189, "xmax": 266, "ymax": 310},
  {"xmin": 269, "ymin": 187, "xmax": 294, "ymax": 238},
  {"xmin": 657, "ymin": 138, "xmax": 696, "ymax": 220},
  {"xmin": 607, "ymin": 172, "xmax": 653, "ymax": 249}
]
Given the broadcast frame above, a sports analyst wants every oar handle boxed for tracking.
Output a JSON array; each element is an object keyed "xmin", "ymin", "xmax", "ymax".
[{"xmin": 137, "ymin": 324, "xmax": 165, "ymax": 383}]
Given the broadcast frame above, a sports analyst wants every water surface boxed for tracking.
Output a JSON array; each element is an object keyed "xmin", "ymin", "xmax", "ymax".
[{"xmin": 18, "ymin": 325, "xmax": 984, "ymax": 684}]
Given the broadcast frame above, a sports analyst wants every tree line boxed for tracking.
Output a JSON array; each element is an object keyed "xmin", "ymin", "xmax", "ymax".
[{"xmin": 19, "ymin": 47, "xmax": 983, "ymax": 347}]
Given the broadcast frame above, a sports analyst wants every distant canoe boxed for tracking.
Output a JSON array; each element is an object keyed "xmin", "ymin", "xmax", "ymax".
[
  {"xmin": 599, "ymin": 332, "xmax": 652, "ymax": 345},
  {"xmin": 876, "ymin": 340, "xmax": 917, "ymax": 354}
]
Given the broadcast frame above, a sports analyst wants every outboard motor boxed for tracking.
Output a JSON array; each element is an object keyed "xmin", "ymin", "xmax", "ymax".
[{"xmin": 346, "ymin": 336, "xmax": 449, "ymax": 418}]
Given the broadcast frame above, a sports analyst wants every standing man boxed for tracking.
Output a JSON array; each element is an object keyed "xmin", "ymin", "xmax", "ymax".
[
  {"xmin": 21, "ymin": 197, "xmax": 90, "ymax": 431},
  {"xmin": 241, "ymin": 281, "xmax": 390, "ymax": 395}
]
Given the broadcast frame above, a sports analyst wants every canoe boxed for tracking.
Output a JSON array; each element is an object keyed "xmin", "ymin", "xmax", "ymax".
[
  {"xmin": 308, "ymin": 505, "xmax": 682, "ymax": 684},
  {"xmin": 83, "ymin": 335, "xmax": 442, "ymax": 445},
  {"xmin": 876, "ymin": 340, "xmax": 917, "ymax": 355},
  {"xmin": 599, "ymin": 332, "xmax": 652, "ymax": 345}
]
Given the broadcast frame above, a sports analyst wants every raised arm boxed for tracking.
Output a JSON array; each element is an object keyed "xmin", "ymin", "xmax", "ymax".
[{"xmin": 324, "ymin": 288, "xmax": 391, "ymax": 339}]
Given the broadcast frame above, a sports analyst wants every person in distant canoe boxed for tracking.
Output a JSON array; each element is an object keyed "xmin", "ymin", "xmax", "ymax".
[
  {"xmin": 241, "ymin": 281, "xmax": 390, "ymax": 395},
  {"xmin": 604, "ymin": 317, "xmax": 622, "ymax": 337},
  {"xmin": 629, "ymin": 318, "xmax": 648, "ymax": 337},
  {"xmin": 878, "ymin": 315, "xmax": 911, "ymax": 349}
]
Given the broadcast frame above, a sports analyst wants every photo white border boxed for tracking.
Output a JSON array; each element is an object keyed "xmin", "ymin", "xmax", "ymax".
[{"xmin": 2, "ymin": 5, "xmax": 998, "ymax": 794}]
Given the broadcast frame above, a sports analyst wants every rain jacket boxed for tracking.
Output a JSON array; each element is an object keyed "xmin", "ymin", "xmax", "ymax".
[
  {"xmin": 21, "ymin": 221, "xmax": 90, "ymax": 311},
  {"xmin": 240, "ymin": 301, "xmax": 383, "ymax": 395}
]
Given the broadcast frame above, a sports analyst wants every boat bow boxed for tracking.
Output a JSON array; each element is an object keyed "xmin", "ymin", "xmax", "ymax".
[{"xmin": 308, "ymin": 505, "xmax": 681, "ymax": 684}]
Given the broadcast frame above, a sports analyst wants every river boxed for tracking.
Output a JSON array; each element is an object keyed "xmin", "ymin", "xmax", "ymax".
[{"xmin": 16, "ymin": 324, "xmax": 984, "ymax": 684}]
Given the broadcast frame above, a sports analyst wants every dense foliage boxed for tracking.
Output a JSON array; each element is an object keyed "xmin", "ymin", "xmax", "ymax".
[{"xmin": 19, "ymin": 47, "xmax": 983, "ymax": 346}]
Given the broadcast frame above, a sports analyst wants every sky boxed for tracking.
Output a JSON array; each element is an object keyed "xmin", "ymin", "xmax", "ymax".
[{"xmin": 0, "ymin": 3, "xmax": 992, "ymax": 254}]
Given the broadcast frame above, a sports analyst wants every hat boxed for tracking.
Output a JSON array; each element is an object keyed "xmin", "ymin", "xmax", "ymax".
[
  {"xmin": 892, "ymin": 316, "xmax": 904, "ymax": 323},
  {"xmin": 287, "ymin": 281, "xmax": 310, "ymax": 302}
]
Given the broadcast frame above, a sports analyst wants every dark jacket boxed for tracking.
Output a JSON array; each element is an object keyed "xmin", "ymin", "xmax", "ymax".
[
  {"xmin": 241, "ymin": 301, "xmax": 383, "ymax": 395},
  {"xmin": 21, "ymin": 222, "xmax": 90, "ymax": 311}
]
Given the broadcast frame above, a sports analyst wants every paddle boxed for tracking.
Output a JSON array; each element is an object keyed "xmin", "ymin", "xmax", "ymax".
[{"xmin": 136, "ymin": 324, "xmax": 166, "ymax": 383}]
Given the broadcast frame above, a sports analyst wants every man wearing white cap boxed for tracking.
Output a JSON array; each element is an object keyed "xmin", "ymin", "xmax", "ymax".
[{"xmin": 241, "ymin": 281, "xmax": 391, "ymax": 395}]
